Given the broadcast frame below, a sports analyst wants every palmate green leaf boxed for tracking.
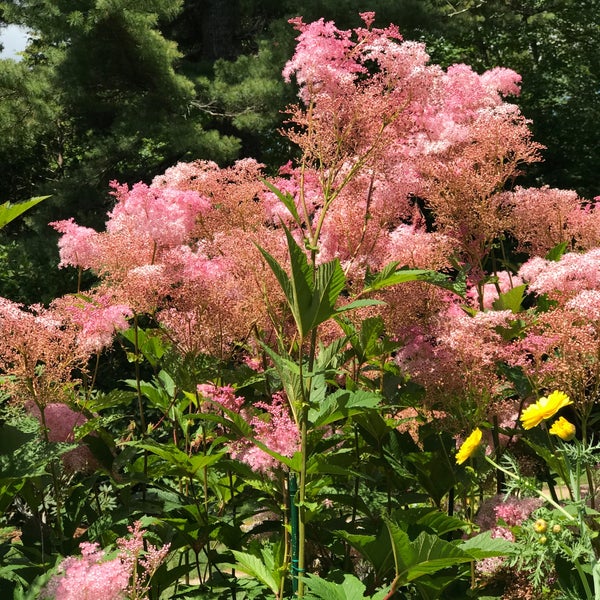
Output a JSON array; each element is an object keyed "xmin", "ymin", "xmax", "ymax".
[
  {"xmin": 335, "ymin": 529, "xmax": 395, "ymax": 581},
  {"xmin": 134, "ymin": 439, "xmax": 224, "ymax": 476},
  {"xmin": 309, "ymin": 388, "xmax": 381, "ymax": 428},
  {"xmin": 458, "ymin": 531, "xmax": 514, "ymax": 559},
  {"xmin": 492, "ymin": 284, "xmax": 527, "ymax": 313},
  {"xmin": 230, "ymin": 550, "xmax": 280, "ymax": 596},
  {"xmin": 385, "ymin": 519, "xmax": 474, "ymax": 583},
  {"xmin": 307, "ymin": 453, "xmax": 365, "ymax": 478},
  {"xmin": 0, "ymin": 196, "xmax": 49, "ymax": 229},
  {"xmin": 304, "ymin": 573, "xmax": 386, "ymax": 600},
  {"xmin": 257, "ymin": 224, "xmax": 351, "ymax": 338},
  {"xmin": 388, "ymin": 507, "xmax": 467, "ymax": 538}
]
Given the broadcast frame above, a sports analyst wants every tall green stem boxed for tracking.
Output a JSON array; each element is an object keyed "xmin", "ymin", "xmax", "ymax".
[{"xmin": 132, "ymin": 314, "xmax": 147, "ymax": 435}]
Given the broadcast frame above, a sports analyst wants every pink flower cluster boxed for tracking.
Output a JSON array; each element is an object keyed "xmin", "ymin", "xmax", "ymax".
[
  {"xmin": 0, "ymin": 298, "xmax": 90, "ymax": 406},
  {"xmin": 474, "ymin": 495, "xmax": 542, "ymax": 577},
  {"xmin": 41, "ymin": 541, "xmax": 130, "ymax": 600},
  {"xmin": 41, "ymin": 521, "xmax": 170, "ymax": 600},
  {"xmin": 197, "ymin": 385, "xmax": 299, "ymax": 474},
  {"xmin": 12, "ymin": 11, "xmax": 600, "ymax": 445},
  {"xmin": 51, "ymin": 293, "xmax": 132, "ymax": 354},
  {"xmin": 27, "ymin": 402, "xmax": 96, "ymax": 472}
]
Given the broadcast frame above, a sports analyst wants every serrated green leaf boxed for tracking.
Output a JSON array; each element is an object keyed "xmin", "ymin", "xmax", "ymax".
[
  {"xmin": 458, "ymin": 531, "xmax": 514, "ymax": 559},
  {"xmin": 492, "ymin": 284, "xmax": 527, "ymax": 313},
  {"xmin": 545, "ymin": 241, "xmax": 568, "ymax": 262},
  {"xmin": 363, "ymin": 263, "xmax": 466, "ymax": 297},
  {"xmin": 230, "ymin": 550, "xmax": 280, "ymax": 595},
  {"xmin": 304, "ymin": 573, "xmax": 368, "ymax": 600},
  {"xmin": 309, "ymin": 389, "xmax": 381, "ymax": 428},
  {"xmin": 334, "ymin": 528, "xmax": 394, "ymax": 580},
  {"xmin": 386, "ymin": 520, "xmax": 474, "ymax": 584},
  {"xmin": 412, "ymin": 509, "xmax": 468, "ymax": 537}
]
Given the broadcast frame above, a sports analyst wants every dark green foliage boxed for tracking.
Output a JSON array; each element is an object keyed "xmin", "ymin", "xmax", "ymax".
[{"xmin": 421, "ymin": 0, "xmax": 600, "ymax": 198}]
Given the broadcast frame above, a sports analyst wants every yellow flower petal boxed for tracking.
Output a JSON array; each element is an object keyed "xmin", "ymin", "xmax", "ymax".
[
  {"xmin": 456, "ymin": 427, "xmax": 483, "ymax": 465},
  {"xmin": 520, "ymin": 391, "xmax": 572, "ymax": 430},
  {"xmin": 549, "ymin": 416, "xmax": 576, "ymax": 441}
]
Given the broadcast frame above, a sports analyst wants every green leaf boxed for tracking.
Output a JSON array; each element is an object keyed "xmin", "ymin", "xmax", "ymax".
[
  {"xmin": 0, "ymin": 196, "xmax": 49, "ymax": 229},
  {"xmin": 363, "ymin": 263, "xmax": 431, "ymax": 293},
  {"xmin": 284, "ymin": 224, "xmax": 316, "ymax": 336},
  {"xmin": 230, "ymin": 550, "xmax": 280, "ymax": 596},
  {"xmin": 304, "ymin": 573, "xmax": 370, "ymax": 600},
  {"xmin": 262, "ymin": 178, "xmax": 301, "ymax": 224},
  {"xmin": 403, "ymin": 451, "xmax": 456, "ymax": 506},
  {"xmin": 312, "ymin": 258, "xmax": 346, "ymax": 325},
  {"xmin": 309, "ymin": 389, "xmax": 381, "ymax": 428},
  {"xmin": 134, "ymin": 439, "xmax": 224, "ymax": 476},
  {"xmin": 259, "ymin": 342, "xmax": 304, "ymax": 417},
  {"xmin": 458, "ymin": 531, "xmax": 514, "ymax": 559},
  {"xmin": 409, "ymin": 508, "xmax": 468, "ymax": 537},
  {"xmin": 257, "ymin": 224, "xmax": 350, "ymax": 337},
  {"xmin": 545, "ymin": 241, "xmax": 568, "ymax": 262},
  {"xmin": 385, "ymin": 519, "xmax": 474, "ymax": 584},
  {"xmin": 335, "ymin": 298, "xmax": 385, "ymax": 315},
  {"xmin": 363, "ymin": 263, "xmax": 466, "ymax": 297},
  {"xmin": 492, "ymin": 284, "xmax": 527, "ymax": 313},
  {"xmin": 335, "ymin": 528, "xmax": 395, "ymax": 580}
]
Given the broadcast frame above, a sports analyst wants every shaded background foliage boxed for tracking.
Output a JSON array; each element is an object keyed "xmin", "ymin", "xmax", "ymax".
[{"xmin": 0, "ymin": 0, "xmax": 599, "ymax": 304}]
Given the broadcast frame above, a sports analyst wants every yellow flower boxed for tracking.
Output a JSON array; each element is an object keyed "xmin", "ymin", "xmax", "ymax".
[
  {"xmin": 549, "ymin": 416, "xmax": 576, "ymax": 442},
  {"xmin": 520, "ymin": 391, "xmax": 573, "ymax": 430},
  {"xmin": 455, "ymin": 427, "xmax": 483, "ymax": 465}
]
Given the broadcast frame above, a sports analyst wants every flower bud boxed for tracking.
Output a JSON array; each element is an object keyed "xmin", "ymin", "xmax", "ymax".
[
  {"xmin": 549, "ymin": 416, "xmax": 576, "ymax": 442},
  {"xmin": 533, "ymin": 519, "xmax": 548, "ymax": 534}
]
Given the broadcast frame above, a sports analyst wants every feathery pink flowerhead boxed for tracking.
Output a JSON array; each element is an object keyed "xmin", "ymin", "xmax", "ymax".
[
  {"xmin": 197, "ymin": 383, "xmax": 245, "ymax": 413},
  {"xmin": 231, "ymin": 392, "xmax": 300, "ymax": 474},
  {"xmin": 107, "ymin": 181, "xmax": 210, "ymax": 248},
  {"xmin": 565, "ymin": 289, "xmax": 600, "ymax": 321},
  {"xmin": 26, "ymin": 402, "xmax": 97, "ymax": 472},
  {"xmin": 51, "ymin": 218, "xmax": 101, "ymax": 270},
  {"xmin": 359, "ymin": 11, "xmax": 376, "ymax": 28},
  {"xmin": 40, "ymin": 541, "xmax": 130, "ymax": 600},
  {"xmin": 476, "ymin": 494, "xmax": 543, "ymax": 530},
  {"xmin": 0, "ymin": 298, "xmax": 91, "ymax": 406},
  {"xmin": 28, "ymin": 402, "xmax": 86, "ymax": 443},
  {"xmin": 197, "ymin": 386, "xmax": 299, "ymax": 474},
  {"xmin": 520, "ymin": 248, "xmax": 600, "ymax": 299},
  {"xmin": 51, "ymin": 294, "xmax": 132, "ymax": 354},
  {"xmin": 283, "ymin": 16, "xmax": 362, "ymax": 101},
  {"xmin": 41, "ymin": 522, "xmax": 170, "ymax": 600},
  {"xmin": 479, "ymin": 67, "xmax": 522, "ymax": 98}
]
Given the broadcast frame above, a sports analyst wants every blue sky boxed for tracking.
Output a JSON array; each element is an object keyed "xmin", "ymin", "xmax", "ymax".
[{"xmin": 0, "ymin": 25, "xmax": 29, "ymax": 60}]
